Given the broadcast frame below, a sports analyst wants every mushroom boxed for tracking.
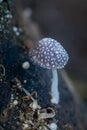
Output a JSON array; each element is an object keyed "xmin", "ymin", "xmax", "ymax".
[{"xmin": 29, "ymin": 38, "xmax": 69, "ymax": 104}]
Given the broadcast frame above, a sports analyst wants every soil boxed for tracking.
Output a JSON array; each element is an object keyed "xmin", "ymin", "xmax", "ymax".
[{"xmin": 0, "ymin": 41, "xmax": 86, "ymax": 130}]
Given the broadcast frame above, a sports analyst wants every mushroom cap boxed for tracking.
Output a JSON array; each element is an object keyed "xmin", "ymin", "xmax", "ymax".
[{"xmin": 29, "ymin": 38, "xmax": 69, "ymax": 69}]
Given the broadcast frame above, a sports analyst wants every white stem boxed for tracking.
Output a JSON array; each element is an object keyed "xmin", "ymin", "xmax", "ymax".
[{"xmin": 51, "ymin": 69, "xmax": 59, "ymax": 104}]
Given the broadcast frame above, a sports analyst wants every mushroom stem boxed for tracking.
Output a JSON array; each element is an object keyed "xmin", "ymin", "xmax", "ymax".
[{"xmin": 51, "ymin": 69, "xmax": 59, "ymax": 104}]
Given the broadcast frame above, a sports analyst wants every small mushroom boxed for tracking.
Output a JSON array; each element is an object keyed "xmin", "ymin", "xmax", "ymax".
[{"xmin": 29, "ymin": 38, "xmax": 69, "ymax": 104}]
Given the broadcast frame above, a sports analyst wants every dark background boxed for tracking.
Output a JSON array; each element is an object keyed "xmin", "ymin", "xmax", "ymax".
[{"xmin": 22, "ymin": 0, "xmax": 87, "ymax": 103}]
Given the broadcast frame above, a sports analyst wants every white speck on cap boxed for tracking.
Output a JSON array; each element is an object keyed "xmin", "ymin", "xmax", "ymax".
[{"xmin": 29, "ymin": 38, "xmax": 69, "ymax": 69}]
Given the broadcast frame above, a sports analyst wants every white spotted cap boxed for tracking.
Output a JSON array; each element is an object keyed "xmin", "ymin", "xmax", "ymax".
[{"xmin": 29, "ymin": 38, "xmax": 69, "ymax": 69}]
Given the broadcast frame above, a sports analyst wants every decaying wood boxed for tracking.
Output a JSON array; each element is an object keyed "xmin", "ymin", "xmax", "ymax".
[
  {"xmin": 60, "ymin": 69, "xmax": 87, "ymax": 129},
  {"xmin": 14, "ymin": 0, "xmax": 42, "ymax": 47}
]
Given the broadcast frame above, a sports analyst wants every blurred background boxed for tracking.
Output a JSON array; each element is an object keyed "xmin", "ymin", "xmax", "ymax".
[{"xmin": 22, "ymin": 0, "xmax": 87, "ymax": 103}]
